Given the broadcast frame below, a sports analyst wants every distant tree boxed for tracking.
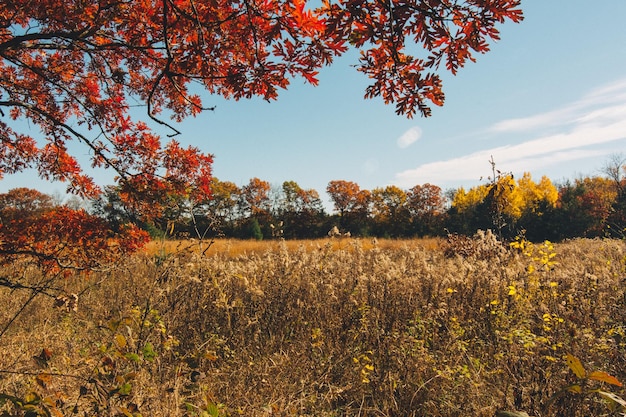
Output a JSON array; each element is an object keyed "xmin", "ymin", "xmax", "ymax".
[
  {"xmin": 603, "ymin": 154, "xmax": 626, "ymax": 237},
  {"xmin": 515, "ymin": 173, "xmax": 559, "ymax": 240},
  {"xmin": 240, "ymin": 178, "xmax": 271, "ymax": 218},
  {"xmin": 447, "ymin": 185, "xmax": 491, "ymax": 234},
  {"xmin": 279, "ymin": 181, "xmax": 325, "ymax": 238},
  {"xmin": 281, "ymin": 181, "xmax": 305, "ymax": 214},
  {"xmin": 208, "ymin": 179, "xmax": 241, "ymax": 219},
  {"xmin": 90, "ymin": 185, "xmax": 139, "ymax": 231},
  {"xmin": 326, "ymin": 180, "xmax": 371, "ymax": 234},
  {"xmin": 516, "ymin": 173, "xmax": 559, "ymax": 214},
  {"xmin": 406, "ymin": 183, "xmax": 446, "ymax": 236},
  {"xmin": 575, "ymin": 177, "xmax": 616, "ymax": 237},
  {"xmin": 549, "ymin": 181, "xmax": 589, "ymax": 239},
  {"xmin": 248, "ymin": 218, "xmax": 264, "ymax": 241},
  {"xmin": 602, "ymin": 154, "xmax": 626, "ymax": 196},
  {"xmin": 371, "ymin": 185, "xmax": 409, "ymax": 237},
  {"xmin": 447, "ymin": 171, "xmax": 559, "ymax": 239},
  {"xmin": 237, "ymin": 177, "xmax": 272, "ymax": 237},
  {"xmin": 199, "ymin": 178, "xmax": 242, "ymax": 235},
  {"xmin": 327, "ymin": 180, "xmax": 361, "ymax": 219},
  {"xmin": 540, "ymin": 177, "xmax": 616, "ymax": 240},
  {"xmin": 91, "ymin": 183, "xmax": 200, "ymax": 239},
  {"xmin": 0, "ymin": 187, "xmax": 54, "ymax": 221}
]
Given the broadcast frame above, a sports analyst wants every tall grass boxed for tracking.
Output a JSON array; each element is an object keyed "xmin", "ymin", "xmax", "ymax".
[{"xmin": 1, "ymin": 235, "xmax": 625, "ymax": 416}]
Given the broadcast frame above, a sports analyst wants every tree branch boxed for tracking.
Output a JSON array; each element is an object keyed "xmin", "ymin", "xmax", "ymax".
[
  {"xmin": 0, "ymin": 100, "xmax": 129, "ymax": 182},
  {"xmin": 0, "ymin": 27, "xmax": 98, "ymax": 52}
]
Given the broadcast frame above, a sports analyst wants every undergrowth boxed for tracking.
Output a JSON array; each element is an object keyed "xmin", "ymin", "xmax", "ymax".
[{"xmin": 1, "ymin": 236, "xmax": 625, "ymax": 416}]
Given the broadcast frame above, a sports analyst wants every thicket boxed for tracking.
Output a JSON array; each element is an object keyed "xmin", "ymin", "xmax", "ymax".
[{"xmin": 1, "ymin": 235, "xmax": 625, "ymax": 416}]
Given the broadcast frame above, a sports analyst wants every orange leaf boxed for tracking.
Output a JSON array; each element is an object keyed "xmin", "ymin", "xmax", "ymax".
[
  {"xmin": 36, "ymin": 373, "xmax": 52, "ymax": 388},
  {"xmin": 588, "ymin": 371, "xmax": 623, "ymax": 387}
]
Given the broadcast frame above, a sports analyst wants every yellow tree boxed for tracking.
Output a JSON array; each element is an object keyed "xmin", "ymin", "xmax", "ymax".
[
  {"xmin": 450, "ymin": 172, "xmax": 559, "ymax": 237},
  {"xmin": 451, "ymin": 186, "xmax": 490, "ymax": 212},
  {"xmin": 517, "ymin": 172, "xmax": 558, "ymax": 215},
  {"xmin": 207, "ymin": 178, "xmax": 241, "ymax": 222},
  {"xmin": 279, "ymin": 181, "xmax": 325, "ymax": 238}
]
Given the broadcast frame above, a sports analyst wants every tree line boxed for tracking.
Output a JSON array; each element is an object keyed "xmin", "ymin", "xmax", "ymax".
[
  {"xmin": 1, "ymin": 161, "xmax": 625, "ymax": 244},
  {"xmin": 84, "ymin": 161, "xmax": 625, "ymax": 242}
]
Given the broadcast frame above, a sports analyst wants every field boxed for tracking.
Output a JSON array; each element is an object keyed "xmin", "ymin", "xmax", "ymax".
[{"xmin": 1, "ymin": 233, "xmax": 625, "ymax": 416}]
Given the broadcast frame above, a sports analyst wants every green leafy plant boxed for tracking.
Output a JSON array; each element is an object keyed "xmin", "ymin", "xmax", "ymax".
[{"xmin": 184, "ymin": 397, "xmax": 227, "ymax": 417}]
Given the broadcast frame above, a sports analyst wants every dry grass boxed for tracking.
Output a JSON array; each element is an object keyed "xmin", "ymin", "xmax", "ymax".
[
  {"xmin": 144, "ymin": 237, "xmax": 444, "ymax": 258},
  {"xmin": 1, "ymin": 236, "xmax": 625, "ymax": 416}
]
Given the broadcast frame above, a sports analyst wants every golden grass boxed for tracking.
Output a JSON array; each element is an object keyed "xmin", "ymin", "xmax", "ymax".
[
  {"xmin": 145, "ymin": 236, "xmax": 444, "ymax": 258},
  {"xmin": 1, "ymin": 236, "xmax": 625, "ymax": 416}
]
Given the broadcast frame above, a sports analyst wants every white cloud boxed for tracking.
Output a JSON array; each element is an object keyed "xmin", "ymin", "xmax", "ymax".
[
  {"xmin": 396, "ymin": 126, "xmax": 422, "ymax": 148},
  {"xmin": 582, "ymin": 78, "xmax": 626, "ymax": 106},
  {"xmin": 363, "ymin": 158, "xmax": 380, "ymax": 174},
  {"xmin": 489, "ymin": 78, "xmax": 626, "ymax": 134},
  {"xmin": 489, "ymin": 109, "xmax": 571, "ymax": 133},
  {"xmin": 394, "ymin": 79, "xmax": 626, "ymax": 188}
]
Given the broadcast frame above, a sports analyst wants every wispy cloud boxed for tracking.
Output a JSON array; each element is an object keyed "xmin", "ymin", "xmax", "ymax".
[
  {"xmin": 396, "ymin": 126, "xmax": 422, "ymax": 148},
  {"xmin": 394, "ymin": 79, "xmax": 626, "ymax": 188},
  {"xmin": 362, "ymin": 158, "xmax": 380, "ymax": 174},
  {"xmin": 489, "ymin": 109, "xmax": 571, "ymax": 133},
  {"xmin": 489, "ymin": 78, "xmax": 626, "ymax": 134}
]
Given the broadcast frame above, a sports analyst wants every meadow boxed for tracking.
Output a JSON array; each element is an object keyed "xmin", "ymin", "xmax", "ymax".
[{"xmin": 1, "ymin": 233, "xmax": 625, "ymax": 416}]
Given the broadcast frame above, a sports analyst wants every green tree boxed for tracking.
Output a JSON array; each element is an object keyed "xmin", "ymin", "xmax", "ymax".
[{"xmin": 248, "ymin": 218, "xmax": 263, "ymax": 241}]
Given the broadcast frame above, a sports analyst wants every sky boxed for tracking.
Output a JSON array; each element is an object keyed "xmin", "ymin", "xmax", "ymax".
[{"xmin": 3, "ymin": 1, "xmax": 626, "ymax": 210}]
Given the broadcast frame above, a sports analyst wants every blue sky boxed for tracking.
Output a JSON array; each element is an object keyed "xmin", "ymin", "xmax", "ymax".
[{"xmin": 3, "ymin": 1, "xmax": 626, "ymax": 209}]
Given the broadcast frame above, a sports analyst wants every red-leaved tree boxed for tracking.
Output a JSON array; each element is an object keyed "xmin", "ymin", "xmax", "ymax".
[{"xmin": 0, "ymin": 188, "xmax": 149, "ymax": 273}]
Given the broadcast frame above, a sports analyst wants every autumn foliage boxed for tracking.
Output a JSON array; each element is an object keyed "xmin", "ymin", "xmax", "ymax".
[
  {"xmin": 0, "ymin": 188, "xmax": 149, "ymax": 273},
  {"xmin": 449, "ymin": 172, "xmax": 559, "ymax": 237},
  {"xmin": 165, "ymin": 165, "xmax": 626, "ymax": 240}
]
